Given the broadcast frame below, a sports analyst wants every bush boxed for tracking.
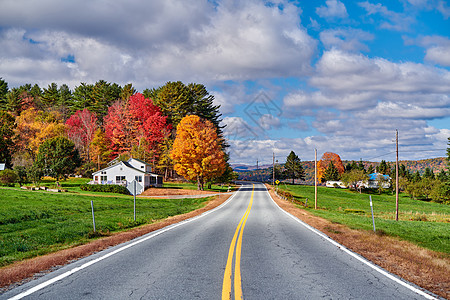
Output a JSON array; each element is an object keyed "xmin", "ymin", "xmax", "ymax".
[
  {"xmin": 0, "ymin": 169, "xmax": 18, "ymax": 186},
  {"xmin": 14, "ymin": 166, "xmax": 28, "ymax": 186},
  {"xmin": 80, "ymin": 184, "xmax": 130, "ymax": 195}
]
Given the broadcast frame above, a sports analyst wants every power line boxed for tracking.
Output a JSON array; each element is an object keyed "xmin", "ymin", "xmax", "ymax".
[{"xmin": 363, "ymin": 148, "xmax": 446, "ymax": 161}]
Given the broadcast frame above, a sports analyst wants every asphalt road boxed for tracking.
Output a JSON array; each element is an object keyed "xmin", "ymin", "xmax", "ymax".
[{"xmin": 1, "ymin": 182, "xmax": 437, "ymax": 299}]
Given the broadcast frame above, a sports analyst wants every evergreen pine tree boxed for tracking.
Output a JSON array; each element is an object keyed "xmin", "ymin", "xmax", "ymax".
[
  {"xmin": 324, "ymin": 161, "xmax": 340, "ymax": 181},
  {"xmin": 0, "ymin": 77, "xmax": 8, "ymax": 110},
  {"xmin": 284, "ymin": 151, "xmax": 305, "ymax": 184}
]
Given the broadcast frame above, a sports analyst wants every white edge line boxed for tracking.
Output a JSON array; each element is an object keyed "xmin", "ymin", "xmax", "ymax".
[
  {"xmin": 8, "ymin": 188, "xmax": 242, "ymax": 300},
  {"xmin": 263, "ymin": 185, "xmax": 438, "ymax": 300}
]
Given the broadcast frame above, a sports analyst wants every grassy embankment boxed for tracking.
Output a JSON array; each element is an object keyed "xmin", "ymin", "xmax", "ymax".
[
  {"xmin": 0, "ymin": 178, "xmax": 217, "ymax": 267},
  {"xmin": 278, "ymin": 184, "xmax": 450, "ymax": 254}
]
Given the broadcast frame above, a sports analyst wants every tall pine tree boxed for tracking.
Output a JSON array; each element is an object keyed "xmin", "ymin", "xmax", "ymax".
[{"xmin": 284, "ymin": 151, "xmax": 305, "ymax": 184}]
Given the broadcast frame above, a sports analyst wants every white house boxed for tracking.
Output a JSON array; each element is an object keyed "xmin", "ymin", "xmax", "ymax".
[
  {"xmin": 91, "ymin": 158, "xmax": 162, "ymax": 194},
  {"xmin": 325, "ymin": 181, "xmax": 347, "ymax": 188},
  {"xmin": 357, "ymin": 173, "xmax": 391, "ymax": 189},
  {"xmin": 0, "ymin": 163, "xmax": 5, "ymax": 171}
]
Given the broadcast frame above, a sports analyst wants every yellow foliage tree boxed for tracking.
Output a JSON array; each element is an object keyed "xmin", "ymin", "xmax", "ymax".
[
  {"xmin": 89, "ymin": 129, "xmax": 112, "ymax": 170},
  {"xmin": 170, "ymin": 115, "xmax": 226, "ymax": 190},
  {"xmin": 14, "ymin": 107, "xmax": 66, "ymax": 160}
]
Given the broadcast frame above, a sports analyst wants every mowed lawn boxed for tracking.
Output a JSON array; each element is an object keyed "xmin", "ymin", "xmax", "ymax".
[
  {"xmin": 0, "ymin": 186, "xmax": 210, "ymax": 267},
  {"xmin": 278, "ymin": 184, "xmax": 450, "ymax": 254}
]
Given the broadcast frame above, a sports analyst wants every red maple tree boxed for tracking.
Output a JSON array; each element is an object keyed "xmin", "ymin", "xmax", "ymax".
[
  {"xmin": 66, "ymin": 108, "xmax": 98, "ymax": 161},
  {"xmin": 104, "ymin": 93, "xmax": 170, "ymax": 159}
]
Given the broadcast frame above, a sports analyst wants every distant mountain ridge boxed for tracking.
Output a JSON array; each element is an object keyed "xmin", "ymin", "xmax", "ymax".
[{"xmin": 234, "ymin": 157, "xmax": 448, "ymax": 183}]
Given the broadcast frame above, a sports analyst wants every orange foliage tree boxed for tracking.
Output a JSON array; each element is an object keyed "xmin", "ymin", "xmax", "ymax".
[
  {"xmin": 317, "ymin": 152, "xmax": 345, "ymax": 182},
  {"xmin": 170, "ymin": 115, "xmax": 226, "ymax": 190}
]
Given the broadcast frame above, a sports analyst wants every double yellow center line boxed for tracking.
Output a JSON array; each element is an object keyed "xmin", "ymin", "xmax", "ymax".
[{"xmin": 222, "ymin": 184, "xmax": 254, "ymax": 300}]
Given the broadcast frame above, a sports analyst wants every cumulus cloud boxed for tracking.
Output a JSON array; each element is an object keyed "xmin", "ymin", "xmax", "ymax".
[
  {"xmin": 0, "ymin": 0, "xmax": 317, "ymax": 89},
  {"xmin": 316, "ymin": 0, "xmax": 348, "ymax": 19},
  {"xmin": 419, "ymin": 36, "xmax": 450, "ymax": 66},
  {"xmin": 310, "ymin": 49, "xmax": 450, "ymax": 93}
]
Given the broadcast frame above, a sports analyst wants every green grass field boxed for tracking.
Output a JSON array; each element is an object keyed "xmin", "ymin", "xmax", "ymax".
[
  {"xmin": 278, "ymin": 184, "xmax": 450, "ymax": 254},
  {"xmin": 0, "ymin": 181, "xmax": 212, "ymax": 267}
]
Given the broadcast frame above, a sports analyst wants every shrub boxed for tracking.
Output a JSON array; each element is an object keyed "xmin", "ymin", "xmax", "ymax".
[
  {"xmin": 0, "ymin": 169, "xmax": 18, "ymax": 186},
  {"xmin": 80, "ymin": 184, "xmax": 130, "ymax": 195}
]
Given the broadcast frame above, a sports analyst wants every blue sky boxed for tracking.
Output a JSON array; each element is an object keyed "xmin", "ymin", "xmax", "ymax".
[{"xmin": 0, "ymin": 0, "xmax": 449, "ymax": 165}]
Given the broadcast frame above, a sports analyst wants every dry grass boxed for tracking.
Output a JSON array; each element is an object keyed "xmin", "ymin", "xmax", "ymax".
[
  {"xmin": 0, "ymin": 193, "xmax": 231, "ymax": 291},
  {"xmin": 266, "ymin": 184, "xmax": 450, "ymax": 299}
]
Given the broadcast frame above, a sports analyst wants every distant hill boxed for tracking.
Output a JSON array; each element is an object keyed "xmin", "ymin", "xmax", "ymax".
[{"xmin": 233, "ymin": 157, "xmax": 448, "ymax": 183}]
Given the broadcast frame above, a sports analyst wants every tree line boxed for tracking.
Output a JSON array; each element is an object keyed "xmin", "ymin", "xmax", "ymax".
[
  {"xmin": 0, "ymin": 78, "xmax": 234, "ymax": 189},
  {"xmin": 267, "ymin": 148, "xmax": 449, "ymax": 204}
]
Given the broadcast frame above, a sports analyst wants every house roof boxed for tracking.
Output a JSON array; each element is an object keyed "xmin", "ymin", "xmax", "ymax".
[
  {"xmin": 128, "ymin": 157, "xmax": 151, "ymax": 166},
  {"xmin": 92, "ymin": 161, "xmax": 160, "ymax": 177},
  {"xmin": 368, "ymin": 173, "xmax": 390, "ymax": 180}
]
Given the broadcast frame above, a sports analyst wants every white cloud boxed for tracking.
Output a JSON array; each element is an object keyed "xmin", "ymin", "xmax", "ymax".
[
  {"xmin": 358, "ymin": 1, "xmax": 415, "ymax": 31},
  {"xmin": 437, "ymin": 0, "xmax": 450, "ymax": 18},
  {"xmin": 258, "ymin": 114, "xmax": 281, "ymax": 130},
  {"xmin": 362, "ymin": 102, "xmax": 450, "ymax": 119},
  {"xmin": 311, "ymin": 49, "xmax": 450, "ymax": 93},
  {"xmin": 418, "ymin": 36, "xmax": 450, "ymax": 67},
  {"xmin": 320, "ymin": 28, "xmax": 374, "ymax": 52},
  {"xmin": 316, "ymin": 0, "xmax": 348, "ymax": 19},
  {"xmin": 0, "ymin": 0, "xmax": 317, "ymax": 90},
  {"xmin": 283, "ymin": 90, "xmax": 378, "ymax": 112}
]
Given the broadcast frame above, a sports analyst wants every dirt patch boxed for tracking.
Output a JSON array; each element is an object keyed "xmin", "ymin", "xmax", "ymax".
[
  {"xmin": 140, "ymin": 188, "xmax": 219, "ymax": 196},
  {"xmin": 266, "ymin": 184, "xmax": 449, "ymax": 299},
  {"xmin": 0, "ymin": 193, "xmax": 231, "ymax": 292}
]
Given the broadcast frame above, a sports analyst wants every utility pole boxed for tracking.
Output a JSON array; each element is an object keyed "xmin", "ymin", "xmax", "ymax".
[
  {"xmin": 395, "ymin": 130, "xmax": 399, "ymax": 221},
  {"xmin": 272, "ymin": 152, "xmax": 275, "ymax": 186},
  {"xmin": 315, "ymin": 149, "xmax": 318, "ymax": 210}
]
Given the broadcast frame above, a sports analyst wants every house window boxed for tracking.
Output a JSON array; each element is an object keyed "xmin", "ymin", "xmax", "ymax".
[
  {"xmin": 95, "ymin": 176, "xmax": 98, "ymax": 181},
  {"xmin": 101, "ymin": 176, "xmax": 107, "ymax": 182},
  {"xmin": 116, "ymin": 176, "xmax": 126, "ymax": 183},
  {"xmin": 141, "ymin": 166, "xmax": 144, "ymax": 169},
  {"xmin": 101, "ymin": 171, "xmax": 106, "ymax": 175},
  {"xmin": 135, "ymin": 176, "xmax": 142, "ymax": 182}
]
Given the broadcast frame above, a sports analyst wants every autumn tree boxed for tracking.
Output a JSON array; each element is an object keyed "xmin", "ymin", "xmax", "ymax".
[
  {"xmin": 104, "ymin": 93, "xmax": 169, "ymax": 159},
  {"xmin": 14, "ymin": 107, "xmax": 66, "ymax": 160},
  {"xmin": 66, "ymin": 109, "xmax": 98, "ymax": 162},
  {"xmin": 170, "ymin": 115, "xmax": 226, "ymax": 190},
  {"xmin": 284, "ymin": 151, "xmax": 305, "ymax": 184},
  {"xmin": 34, "ymin": 136, "xmax": 81, "ymax": 180},
  {"xmin": 317, "ymin": 152, "xmax": 345, "ymax": 182},
  {"xmin": 89, "ymin": 129, "xmax": 112, "ymax": 170}
]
